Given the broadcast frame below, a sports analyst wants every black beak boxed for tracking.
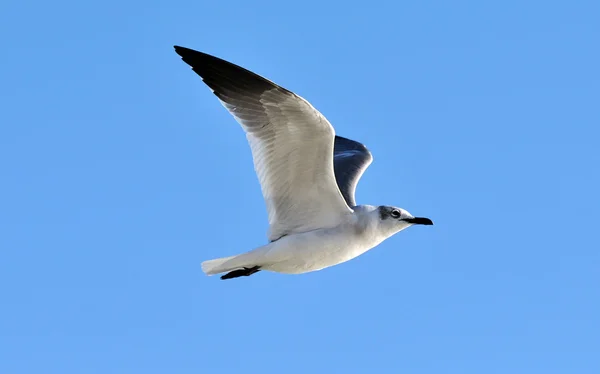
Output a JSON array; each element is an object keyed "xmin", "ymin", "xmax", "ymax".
[{"xmin": 403, "ymin": 217, "xmax": 434, "ymax": 225}]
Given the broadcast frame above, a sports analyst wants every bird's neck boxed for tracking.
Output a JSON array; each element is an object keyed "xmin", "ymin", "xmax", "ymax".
[
  {"xmin": 352, "ymin": 205, "xmax": 391, "ymax": 245},
  {"xmin": 353, "ymin": 205, "xmax": 409, "ymax": 244}
]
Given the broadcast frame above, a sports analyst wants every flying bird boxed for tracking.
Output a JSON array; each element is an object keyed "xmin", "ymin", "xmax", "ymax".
[{"xmin": 174, "ymin": 46, "xmax": 433, "ymax": 280}]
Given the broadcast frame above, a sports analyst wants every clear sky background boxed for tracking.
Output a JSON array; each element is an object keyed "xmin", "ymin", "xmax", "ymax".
[{"xmin": 1, "ymin": 0, "xmax": 599, "ymax": 373}]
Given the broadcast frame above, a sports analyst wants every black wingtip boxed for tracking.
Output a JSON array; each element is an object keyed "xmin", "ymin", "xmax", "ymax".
[
  {"xmin": 173, "ymin": 45, "xmax": 191, "ymax": 56},
  {"xmin": 173, "ymin": 45, "xmax": 202, "ymax": 61},
  {"xmin": 172, "ymin": 45, "xmax": 237, "ymax": 72},
  {"xmin": 172, "ymin": 45, "xmax": 292, "ymax": 97}
]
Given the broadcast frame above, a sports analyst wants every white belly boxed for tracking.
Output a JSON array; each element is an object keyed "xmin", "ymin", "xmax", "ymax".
[{"xmin": 259, "ymin": 224, "xmax": 381, "ymax": 274}]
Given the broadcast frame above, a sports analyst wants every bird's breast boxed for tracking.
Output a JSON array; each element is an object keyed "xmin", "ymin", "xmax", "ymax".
[{"xmin": 264, "ymin": 222, "xmax": 381, "ymax": 273}]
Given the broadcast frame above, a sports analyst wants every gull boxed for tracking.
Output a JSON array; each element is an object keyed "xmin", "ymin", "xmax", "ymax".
[{"xmin": 174, "ymin": 46, "xmax": 433, "ymax": 280}]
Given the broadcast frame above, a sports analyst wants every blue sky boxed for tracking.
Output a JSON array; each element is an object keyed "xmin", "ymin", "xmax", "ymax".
[{"xmin": 1, "ymin": 0, "xmax": 599, "ymax": 373}]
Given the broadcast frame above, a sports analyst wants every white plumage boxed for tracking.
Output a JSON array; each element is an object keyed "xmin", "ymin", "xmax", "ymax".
[{"xmin": 174, "ymin": 46, "xmax": 433, "ymax": 280}]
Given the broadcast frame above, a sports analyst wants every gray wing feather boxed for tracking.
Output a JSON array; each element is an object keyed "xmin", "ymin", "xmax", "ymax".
[{"xmin": 333, "ymin": 136, "xmax": 373, "ymax": 207}]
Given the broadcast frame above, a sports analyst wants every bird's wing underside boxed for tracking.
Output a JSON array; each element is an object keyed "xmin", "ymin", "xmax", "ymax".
[{"xmin": 175, "ymin": 46, "xmax": 352, "ymax": 241}]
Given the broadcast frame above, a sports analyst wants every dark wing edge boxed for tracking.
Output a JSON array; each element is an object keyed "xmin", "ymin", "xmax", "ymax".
[
  {"xmin": 333, "ymin": 136, "xmax": 373, "ymax": 207},
  {"xmin": 173, "ymin": 45, "xmax": 293, "ymax": 103}
]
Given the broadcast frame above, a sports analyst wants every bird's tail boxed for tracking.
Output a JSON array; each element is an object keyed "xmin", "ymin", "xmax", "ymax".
[
  {"xmin": 201, "ymin": 247, "xmax": 267, "ymax": 276},
  {"xmin": 201, "ymin": 255, "xmax": 239, "ymax": 276}
]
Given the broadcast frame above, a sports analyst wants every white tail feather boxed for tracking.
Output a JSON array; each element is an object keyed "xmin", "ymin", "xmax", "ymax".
[
  {"xmin": 201, "ymin": 246, "xmax": 267, "ymax": 276},
  {"xmin": 201, "ymin": 255, "xmax": 239, "ymax": 276}
]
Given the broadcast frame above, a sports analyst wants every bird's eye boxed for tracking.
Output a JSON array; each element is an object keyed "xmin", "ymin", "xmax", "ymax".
[{"xmin": 390, "ymin": 210, "xmax": 401, "ymax": 219}]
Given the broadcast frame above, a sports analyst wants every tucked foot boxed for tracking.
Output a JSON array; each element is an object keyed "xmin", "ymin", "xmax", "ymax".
[{"xmin": 220, "ymin": 266, "xmax": 261, "ymax": 280}]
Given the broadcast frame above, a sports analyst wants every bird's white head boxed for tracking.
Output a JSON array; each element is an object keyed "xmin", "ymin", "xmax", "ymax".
[{"xmin": 375, "ymin": 205, "xmax": 434, "ymax": 239}]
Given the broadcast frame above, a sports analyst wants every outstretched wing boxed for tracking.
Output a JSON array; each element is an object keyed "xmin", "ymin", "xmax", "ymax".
[
  {"xmin": 174, "ymin": 46, "xmax": 352, "ymax": 241},
  {"xmin": 333, "ymin": 136, "xmax": 373, "ymax": 207}
]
